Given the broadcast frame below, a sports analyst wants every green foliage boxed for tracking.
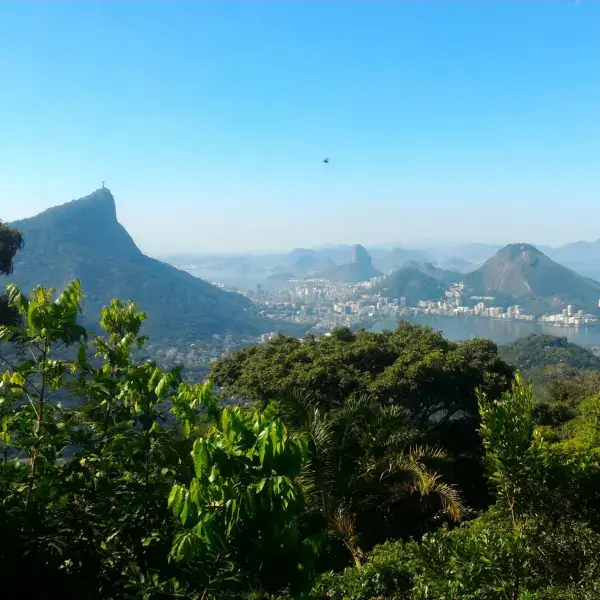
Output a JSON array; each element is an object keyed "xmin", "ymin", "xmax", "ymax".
[
  {"xmin": 277, "ymin": 391, "xmax": 463, "ymax": 563},
  {"xmin": 478, "ymin": 374, "xmax": 547, "ymax": 521},
  {"xmin": 313, "ymin": 540, "xmax": 412, "ymax": 600},
  {"xmin": 0, "ymin": 220, "xmax": 24, "ymax": 326},
  {"xmin": 499, "ymin": 334, "xmax": 600, "ymax": 402},
  {"xmin": 499, "ymin": 335, "xmax": 600, "ymax": 374},
  {"xmin": 314, "ymin": 513, "xmax": 600, "ymax": 600},
  {"xmin": 0, "ymin": 282, "xmax": 309, "ymax": 599},
  {"xmin": 0, "ymin": 220, "xmax": 24, "ymax": 276},
  {"xmin": 213, "ymin": 323, "xmax": 513, "ymax": 410},
  {"xmin": 533, "ymin": 368, "xmax": 600, "ymax": 429},
  {"xmin": 4, "ymin": 278, "xmax": 600, "ymax": 599},
  {"xmin": 408, "ymin": 512, "xmax": 600, "ymax": 600},
  {"xmin": 213, "ymin": 323, "xmax": 513, "ymax": 552},
  {"xmin": 311, "ymin": 376, "xmax": 600, "ymax": 599},
  {"xmin": 170, "ymin": 407, "xmax": 316, "ymax": 595}
]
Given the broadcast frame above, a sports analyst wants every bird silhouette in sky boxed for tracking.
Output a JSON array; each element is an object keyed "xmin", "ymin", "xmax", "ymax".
[{"xmin": 322, "ymin": 157, "xmax": 330, "ymax": 164}]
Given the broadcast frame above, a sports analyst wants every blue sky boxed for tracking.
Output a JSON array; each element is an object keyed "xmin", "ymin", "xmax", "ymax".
[{"xmin": 1, "ymin": 1, "xmax": 599, "ymax": 255}]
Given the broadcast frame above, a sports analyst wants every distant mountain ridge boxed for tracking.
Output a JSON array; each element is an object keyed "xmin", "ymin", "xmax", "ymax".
[
  {"xmin": 399, "ymin": 261, "xmax": 462, "ymax": 285},
  {"xmin": 288, "ymin": 250, "xmax": 335, "ymax": 277},
  {"xmin": 369, "ymin": 247, "xmax": 432, "ymax": 274},
  {"xmin": 8, "ymin": 189, "xmax": 265, "ymax": 344},
  {"xmin": 162, "ymin": 237, "xmax": 600, "ymax": 288},
  {"xmin": 318, "ymin": 245, "xmax": 382, "ymax": 282},
  {"xmin": 465, "ymin": 243, "xmax": 600, "ymax": 313},
  {"xmin": 376, "ymin": 268, "xmax": 444, "ymax": 305}
]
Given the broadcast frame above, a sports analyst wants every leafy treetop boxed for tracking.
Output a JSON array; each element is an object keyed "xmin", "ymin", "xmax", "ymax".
[{"xmin": 212, "ymin": 322, "xmax": 514, "ymax": 430}]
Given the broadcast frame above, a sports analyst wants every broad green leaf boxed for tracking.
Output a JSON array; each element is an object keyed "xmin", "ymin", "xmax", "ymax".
[
  {"xmin": 26, "ymin": 300, "xmax": 40, "ymax": 329},
  {"xmin": 257, "ymin": 428, "xmax": 269, "ymax": 466},
  {"xmin": 189, "ymin": 478, "xmax": 201, "ymax": 505},
  {"xmin": 192, "ymin": 439, "xmax": 210, "ymax": 478},
  {"xmin": 168, "ymin": 484, "xmax": 186, "ymax": 518}
]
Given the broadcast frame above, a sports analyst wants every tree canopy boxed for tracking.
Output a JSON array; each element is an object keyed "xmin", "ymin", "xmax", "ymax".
[
  {"xmin": 500, "ymin": 334, "xmax": 600, "ymax": 372},
  {"xmin": 212, "ymin": 323, "xmax": 515, "ymax": 533},
  {"xmin": 0, "ymin": 220, "xmax": 24, "ymax": 326},
  {"xmin": 0, "ymin": 221, "xmax": 24, "ymax": 276},
  {"xmin": 212, "ymin": 323, "xmax": 513, "ymax": 417},
  {"xmin": 3, "ymin": 280, "xmax": 600, "ymax": 599}
]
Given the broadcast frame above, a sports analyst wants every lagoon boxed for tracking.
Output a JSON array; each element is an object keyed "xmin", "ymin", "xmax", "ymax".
[{"xmin": 371, "ymin": 315, "xmax": 600, "ymax": 346}]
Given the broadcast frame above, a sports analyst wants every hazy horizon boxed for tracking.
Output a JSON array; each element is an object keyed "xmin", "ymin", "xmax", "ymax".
[
  {"xmin": 6, "ymin": 186, "xmax": 600, "ymax": 259},
  {"xmin": 2, "ymin": 2, "xmax": 600, "ymax": 254}
]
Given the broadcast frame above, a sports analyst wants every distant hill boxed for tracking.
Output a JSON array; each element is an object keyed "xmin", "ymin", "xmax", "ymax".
[
  {"xmin": 464, "ymin": 243, "xmax": 600, "ymax": 313},
  {"xmin": 499, "ymin": 334, "xmax": 600, "ymax": 396},
  {"xmin": 439, "ymin": 257, "xmax": 477, "ymax": 273},
  {"xmin": 376, "ymin": 268, "xmax": 444, "ymax": 304},
  {"xmin": 449, "ymin": 243, "xmax": 502, "ymax": 263},
  {"xmin": 499, "ymin": 334, "xmax": 600, "ymax": 374},
  {"xmin": 545, "ymin": 240, "xmax": 600, "ymax": 282},
  {"xmin": 370, "ymin": 247, "xmax": 432, "ymax": 274},
  {"xmin": 312, "ymin": 245, "xmax": 356, "ymax": 264},
  {"xmin": 318, "ymin": 245, "xmax": 382, "ymax": 282},
  {"xmin": 399, "ymin": 261, "xmax": 462, "ymax": 285},
  {"xmin": 8, "ymin": 189, "xmax": 265, "ymax": 345},
  {"xmin": 289, "ymin": 251, "xmax": 335, "ymax": 277},
  {"xmin": 550, "ymin": 239, "xmax": 600, "ymax": 262}
]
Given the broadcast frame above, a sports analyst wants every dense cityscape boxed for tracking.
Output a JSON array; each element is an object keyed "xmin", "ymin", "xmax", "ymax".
[{"xmin": 211, "ymin": 275, "xmax": 600, "ymax": 344}]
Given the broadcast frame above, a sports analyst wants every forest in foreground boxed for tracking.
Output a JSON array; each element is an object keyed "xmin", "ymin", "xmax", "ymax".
[{"xmin": 3, "ymin": 221, "xmax": 600, "ymax": 599}]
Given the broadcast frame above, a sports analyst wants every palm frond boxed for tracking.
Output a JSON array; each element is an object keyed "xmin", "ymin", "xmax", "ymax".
[
  {"xmin": 363, "ymin": 448, "xmax": 464, "ymax": 522},
  {"xmin": 328, "ymin": 509, "xmax": 364, "ymax": 568},
  {"xmin": 428, "ymin": 477, "xmax": 464, "ymax": 522},
  {"xmin": 406, "ymin": 444, "xmax": 449, "ymax": 462},
  {"xmin": 278, "ymin": 387, "xmax": 319, "ymax": 427},
  {"xmin": 331, "ymin": 394, "xmax": 375, "ymax": 426}
]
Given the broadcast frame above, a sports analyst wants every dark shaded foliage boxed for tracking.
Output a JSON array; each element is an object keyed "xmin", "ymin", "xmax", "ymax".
[
  {"xmin": 0, "ymin": 220, "xmax": 24, "ymax": 326},
  {"xmin": 0, "ymin": 221, "xmax": 24, "ymax": 276}
]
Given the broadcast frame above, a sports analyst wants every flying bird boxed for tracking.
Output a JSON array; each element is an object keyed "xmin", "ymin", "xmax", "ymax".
[{"xmin": 322, "ymin": 157, "xmax": 330, "ymax": 164}]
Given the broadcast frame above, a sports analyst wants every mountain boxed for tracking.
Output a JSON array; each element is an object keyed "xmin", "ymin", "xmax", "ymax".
[
  {"xmin": 369, "ymin": 247, "xmax": 432, "ymax": 274},
  {"xmin": 376, "ymin": 268, "xmax": 444, "ymax": 305},
  {"xmin": 399, "ymin": 261, "xmax": 462, "ymax": 285},
  {"xmin": 312, "ymin": 244, "xmax": 356, "ymax": 263},
  {"xmin": 8, "ymin": 189, "xmax": 264, "ymax": 345},
  {"xmin": 545, "ymin": 240, "xmax": 600, "ymax": 281},
  {"xmin": 318, "ymin": 244, "xmax": 382, "ymax": 282},
  {"xmin": 288, "ymin": 250, "xmax": 335, "ymax": 277},
  {"xmin": 550, "ymin": 239, "xmax": 600, "ymax": 262},
  {"xmin": 465, "ymin": 243, "xmax": 600, "ymax": 313},
  {"xmin": 439, "ymin": 257, "xmax": 477, "ymax": 273},
  {"xmin": 449, "ymin": 243, "xmax": 502, "ymax": 264}
]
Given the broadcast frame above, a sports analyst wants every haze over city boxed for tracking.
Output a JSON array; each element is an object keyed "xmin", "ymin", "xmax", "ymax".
[{"xmin": 2, "ymin": 2, "xmax": 600, "ymax": 254}]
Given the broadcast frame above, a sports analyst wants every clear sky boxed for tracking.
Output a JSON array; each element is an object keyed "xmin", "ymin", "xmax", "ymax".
[{"xmin": 1, "ymin": 1, "xmax": 599, "ymax": 256}]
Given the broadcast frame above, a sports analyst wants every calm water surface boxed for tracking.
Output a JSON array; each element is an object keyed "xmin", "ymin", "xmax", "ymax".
[{"xmin": 372, "ymin": 315, "xmax": 600, "ymax": 346}]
